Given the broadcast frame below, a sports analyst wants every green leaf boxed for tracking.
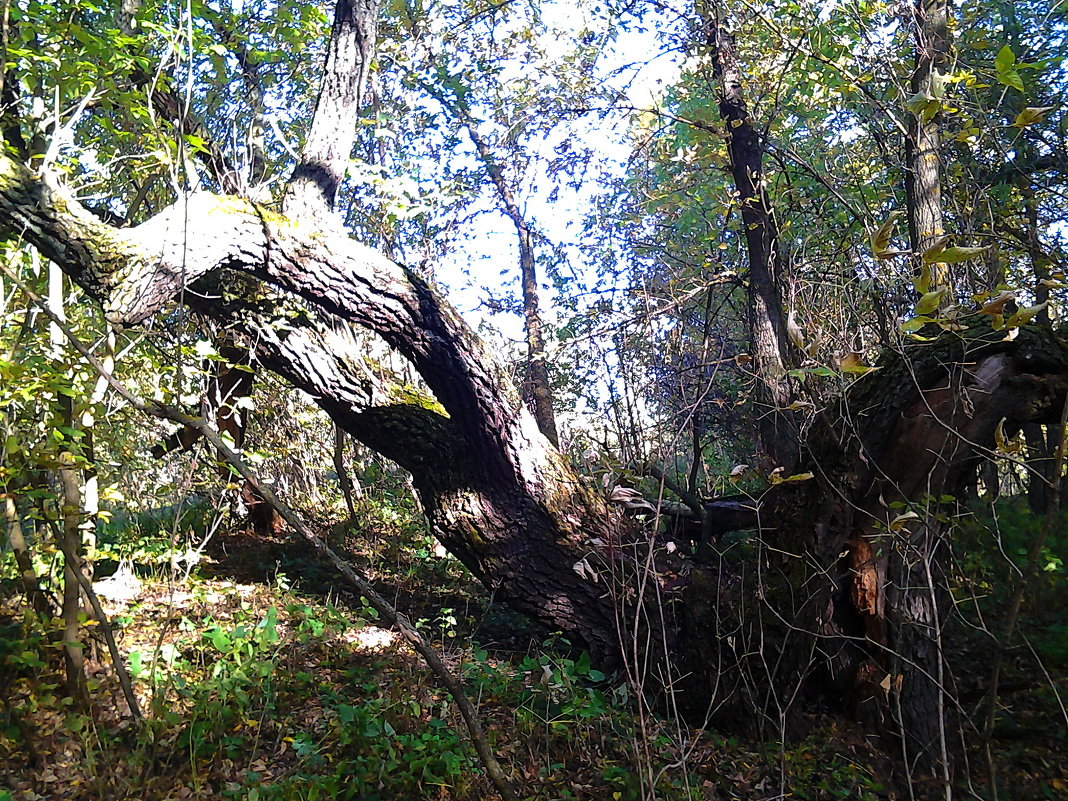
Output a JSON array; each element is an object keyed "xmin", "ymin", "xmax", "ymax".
[
  {"xmin": 995, "ymin": 45, "xmax": 1016, "ymax": 74},
  {"xmin": 1004, "ymin": 302, "xmax": 1047, "ymax": 328},
  {"xmin": 999, "ymin": 69, "xmax": 1025, "ymax": 92},
  {"xmin": 905, "ymin": 92, "xmax": 940, "ymax": 122},
  {"xmin": 995, "ymin": 46, "xmax": 1025, "ymax": 91},
  {"xmin": 129, "ymin": 650, "xmax": 143, "ymax": 678},
  {"xmin": 1012, "ymin": 107, "xmax": 1054, "ymax": 128},
  {"xmin": 914, "ymin": 289, "xmax": 946, "ymax": 316},
  {"xmin": 900, "ymin": 316, "xmax": 932, "ymax": 333}
]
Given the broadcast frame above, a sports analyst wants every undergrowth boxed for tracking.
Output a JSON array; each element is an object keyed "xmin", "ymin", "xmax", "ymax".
[{"xmin": 2, "ymin": 491, "xmax": 1065, "ymax": 799}]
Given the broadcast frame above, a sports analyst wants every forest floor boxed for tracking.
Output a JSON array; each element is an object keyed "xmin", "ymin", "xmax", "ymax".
[{"xmin": 1, "ymin": 512, "xmax": 1066, "ymax": 801}]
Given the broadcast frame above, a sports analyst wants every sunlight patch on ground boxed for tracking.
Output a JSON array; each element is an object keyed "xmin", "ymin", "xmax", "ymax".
[{"xmin": 340, "ymin": 625, "xmax": 398, "ymax": 652}]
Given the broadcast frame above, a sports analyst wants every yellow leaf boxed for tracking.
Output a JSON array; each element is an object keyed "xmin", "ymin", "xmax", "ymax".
[
  {"xmin": 915, "ymin": 262, "xmax": 932, "ymax": 295},
  {"xmin": 1012, "ymin": 106, "xmax": 1054, "ymax": 128},
  {"xmin": 994, "ymin": 418, "xmax": 1024, "ymax": 455},
  {"xmin": 1004, "ymin": 302, "xmax": 1047, "ymax": 328},
  {"xmin": 889, "ymin": 511, "xmax": 920, "ymax": 532},
  {"xmin": 923, "ymin": 242, "xmax": 989, "ymax": 264}
]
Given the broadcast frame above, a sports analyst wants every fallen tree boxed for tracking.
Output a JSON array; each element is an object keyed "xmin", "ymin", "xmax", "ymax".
[{"xmin": 4, "ymin": 153, "xmax": 1067, "ymax": 780}]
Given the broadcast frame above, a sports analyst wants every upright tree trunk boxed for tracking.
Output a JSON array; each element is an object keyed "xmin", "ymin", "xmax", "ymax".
[
  {"xmin": 705, "ymin": 9, "xmax": 798, "ymax": 472},
  {"xmin": 57, "ymin": 451, "xmax": 87, "ymax": 705},
  {"xmin": 898, "ymin": 0, "xmax": 957, "ymax": 784},
  {"xmin": 904, "ymin": 0, "xmax": 951, "ymax": 296},
  {"xmin": 283, "ymin": 0, "xmax": 380, "ymax": 219},
  {"xmin": 47, "ymin": 261, "xmax": 89, "ymax": 702},
  {"xmin": 2, "ymin": 494, "xmax": 52, "ymax": 621},
  {"xmin": 437, "ymin": 94, "xmax": 560, "ymax": 447}
]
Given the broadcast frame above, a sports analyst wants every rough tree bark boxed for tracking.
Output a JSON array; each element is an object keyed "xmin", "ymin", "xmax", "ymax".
[
  {"xmin": 4, "ymin": 3, "xmax": 1068, "ymax": 784},
  {"xmin": 0, "ymin": 156, "xmax": 631, "ymax": 662},
  {"xmin": 904, "ymin": 0, "xmax": 951, "ymax": 295},
  {"xmin": 284, "ymin": 0, "xmax": 380, "ymax": 220}
]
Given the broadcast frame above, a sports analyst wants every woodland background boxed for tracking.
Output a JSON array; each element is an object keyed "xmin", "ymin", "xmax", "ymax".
[{"xmin": 1, "ymin": 0, "xmax": 1067, "ymax": 799}]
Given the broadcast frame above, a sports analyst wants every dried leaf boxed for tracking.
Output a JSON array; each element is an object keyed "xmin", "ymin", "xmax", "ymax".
[
  {"xmin": 978, "ymin": 290, "xmax": 1016, "ymax": 315},
  {"xmin": 786, "ymin": 310, "xmax": 806, "ymax": 350},
  {"xmin": 869, "ymin": 209, "xmax": 902, "ymax": 259}
]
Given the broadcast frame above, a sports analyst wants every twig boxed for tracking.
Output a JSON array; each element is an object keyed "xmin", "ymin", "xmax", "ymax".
[{"xmin": 44, "ymin": 516, "xmax": 142, "ymax": 720}]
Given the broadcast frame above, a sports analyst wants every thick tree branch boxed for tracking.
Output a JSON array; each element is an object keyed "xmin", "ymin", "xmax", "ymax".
[
  {"xmin": 284, "ymin": 0, "xmax": 381, "ymax": 218},
  {"xmin": 0, "ymin": 153, "xmax": 538, "ymax": 475}
]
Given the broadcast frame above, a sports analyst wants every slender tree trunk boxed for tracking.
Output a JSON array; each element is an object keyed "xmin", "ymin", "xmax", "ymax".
[
  {"xmin": 897, "ymin": 0, "xmax": 957, "ymax": 784},
  {"xmin": 904, "ymin": 0, "xmax": 951, "ymax": 295},
  {"xmin": 3, "ymin": 494, "xmax": 52, "ymax": 620},
  {"xmin": 283, "ymin": 0, "xmax": 380, "ymax": 219},
  {"xmin": 705, "ymin": 10, "xmax": 798, "ymax": 472},
  {"xmin": 440, "ymin": 98, "xmax": 559, "ymax": 446},
  {"xmin": 47, "ymin": 261, "xmax": 88, "ymax": 701},
  {"xmin": 333, "ymin": 424, "xmax": 360, "ymax": 520},
  {"xmin": 57, "ymin": 451, "xmax": 87, "ymax": 705}
]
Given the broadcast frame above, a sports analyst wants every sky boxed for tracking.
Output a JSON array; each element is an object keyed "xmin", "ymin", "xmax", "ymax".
[{"xmin": 428, "ymin": 1, "xmax": 684, "ymax": 346}]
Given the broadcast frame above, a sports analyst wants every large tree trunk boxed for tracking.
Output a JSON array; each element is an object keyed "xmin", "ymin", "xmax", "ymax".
[
  {"xmin": 4, "ymin": 154, "xmax": 1068, "ymax": 778},
  {"xmin": 0, "ymin": 154, "xmax": 632, "ymax": 659}
]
